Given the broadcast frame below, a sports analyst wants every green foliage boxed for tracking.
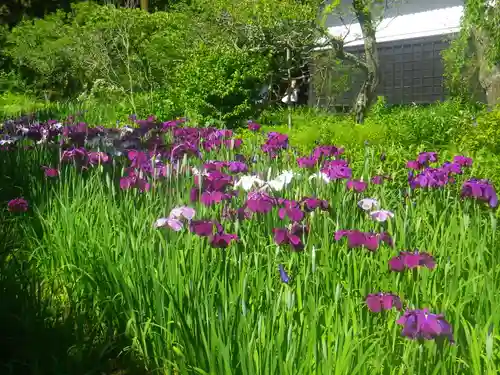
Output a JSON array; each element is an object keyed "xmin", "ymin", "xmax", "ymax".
[
  {"xmin": 0, "ymin": 92, "xmax": 50, "ymax": 118},
  {"xmin": 443, "ymin": 0, "xmax": 500, "ymax": 103},
  {"xmin": 259, "ymin": 100, "xmax": 480, "ymax": 152},
  {"xmin": 458, "ymin": 106, "xmax": 500, "ymax": 154},
  {"xmin": 5, "ymin": 3, "xmax": 187, "ymax": 101},
  {"xmin": 2, "ymin": 111, "xmax": 500, "ymax": 374},
  {"xmin": 170, "ymin": 42, "xmax": 271, "ymax": 126}
]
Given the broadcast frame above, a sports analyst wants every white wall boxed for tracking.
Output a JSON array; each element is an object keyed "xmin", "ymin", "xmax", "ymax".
[
  {"xmin": 324, "ymin": 0, "xmax": 465, "ymax": 28},
  {"xmin": 321, "ymin": 0, "xmax": 464, "ymax": 47}
]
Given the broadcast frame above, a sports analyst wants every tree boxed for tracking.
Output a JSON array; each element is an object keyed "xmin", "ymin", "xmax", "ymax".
[
  {"xmin": 185, "ymin": 0, "xmax": 394, "ymax": 123},
  {"xmin": 444, "ymin": 0, "xmax": 500, "ymax": 106}
]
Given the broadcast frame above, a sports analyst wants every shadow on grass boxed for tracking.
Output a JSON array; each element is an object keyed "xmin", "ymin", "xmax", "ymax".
[{"xmin": 0, "ymin": 146, "xmax": 146, "ymax": 375}]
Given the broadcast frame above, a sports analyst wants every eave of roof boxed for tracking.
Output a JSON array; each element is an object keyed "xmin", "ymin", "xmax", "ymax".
[{"xmin": 315, "ymin": 5, "xmax": 463, "ymax": 50}]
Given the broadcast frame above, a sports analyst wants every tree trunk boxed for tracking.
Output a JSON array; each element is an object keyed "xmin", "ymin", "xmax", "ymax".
[
  {"xmin": 473, "ymin": 26, "xmax": 500, "ymax": 106},
  {"xmin": 140, "ymin": 0, "xmax": 149, "ymax": 12},
  {"xmin": 351, "ymin": 0, "xmax": 380, "ymax": 123}
]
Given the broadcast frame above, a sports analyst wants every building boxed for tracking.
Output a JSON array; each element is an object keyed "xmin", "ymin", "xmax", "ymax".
[{"xmin": 308, "ymin": 0, "xmax": 467, "ymax": 109}]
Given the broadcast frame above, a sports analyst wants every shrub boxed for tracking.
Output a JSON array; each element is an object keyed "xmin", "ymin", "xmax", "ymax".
[
  {"xmin": 258, "ymin": 100, "xmax": 479, "ymax": 152},
  {"xmin": 458, "ymin": 107, "xmax": 500, "ymax": 154},
  {"xmin": 169, "ymin": 42, "xmax": 270, "ymax": 126}
]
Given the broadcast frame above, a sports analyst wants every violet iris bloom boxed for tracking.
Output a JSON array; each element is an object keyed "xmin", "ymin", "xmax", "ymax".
[
  {"xmin": 7, "ymin": 198, "xmax": 28, "ymax": 213},
  {"xmin": 301, "ymin": 197, "xmax": 329, "ymax": 212},
  {"xmin": 409, "ymin": 167, "xmax": 455, "ymax": 189},
  {"xmin": 261, "ymin": 132, "xmax": 289, "ymax": 157},
  {"xmin": 189, "ymin": 220, "xmax": 223, "ymax": 237},
  {"xmin": 246, "ymin": 192, "xmax": 277, "ymax": 213},
  {"xmin": 297, "ymin": 156, "xmax": 318, "ymax": 168},
  {"xmin": 42, "ymin": 166, "xmax": 59, "ymax": 178},
  {"xmin": 228, "ymin": 161, "xmax": 248, "ymax": 173},
  {"xmin": 389, "ymin": 250, "xmax": 436, "ymax": 272},
  {"xmin": 371, "ymin": 175, "xmax": 390, "ymax": 184},
  {"xmin": 273, "ymin": 223, "xmax": 309, "ymax": 251},
  {"xmin": 335, "ymin": 230, "xmax": 393, "ymax": 251},
  {"xmin": 366, "ymin": 293, "xmax": 402, "ymax": 312},
  {"xmin": 247, "ymin": 120, "xmax": 261, "ymax": 132},
  {"xmin": 346, "ymin": 179, "xmax": 368, "ymax": 193},
  {"xmin": 278, "ymin": 200, "xmax": 305, "ymax": 222},
  {"xmin": 321, "ymin": 160, "xmax": 352, "ymax": 180},
  {"xmin": 88, "ymin": 151, "xmax": 110, "ymax": 165},
  {"xmin": 397, "ymin": 309, "xmax": 454, "ymax": 343},
  {"xmin": 210, "ymin": 232, "xmax": 238, "ymax": 248},
  {"xmin": 278, "ymin": 264, "xmax": 290, "ymax": 284},
  {"xmin": 120, "ymin": 170, "xmax": 150, "ymax": 192},
  {"xmin": 453, "ymin": 155, "xmax": 473, "ymax": 167},
  {"xmin": 222, "ymin": 206, "xmax": 252, "ymax": 221},
  {"xmin": 461, "ymin": 179, "xmax": 498, "ymax": 208},
  {"xmin": 417, "ymin": 152, "xmax": 438, "ymax": 166},
  {"xmin": 191, "ymin": 170, "xmax": 236, "ymax": 206},
  {"xmin": 311, "ymin": 145, "xmax": 344, "ymax": 160}
]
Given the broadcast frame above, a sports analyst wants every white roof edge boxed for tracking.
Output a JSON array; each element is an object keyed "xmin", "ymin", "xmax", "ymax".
[{"xmin": 315, "ymin": 5, "xmax": 463, "ymax": 49}]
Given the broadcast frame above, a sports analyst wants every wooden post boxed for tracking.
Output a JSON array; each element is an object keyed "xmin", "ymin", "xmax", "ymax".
[{"xmin": 140, "ymin": 0, "xmax": 149, "ymax": 12}]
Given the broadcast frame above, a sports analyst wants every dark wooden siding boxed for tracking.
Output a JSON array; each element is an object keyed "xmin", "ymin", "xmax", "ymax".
[{"xmin": 309, "ymin": 34, "xmax": 459, "ymax": 108}]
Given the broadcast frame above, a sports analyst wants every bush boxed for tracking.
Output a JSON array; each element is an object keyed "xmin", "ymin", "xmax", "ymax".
[
  {"xmin": 3, "ymin": 2, "xmax": 271, "ymax": 124},
  {"xmin": 258, "ymin": 100, "xmax": 480, "ymax": 152},
  {"xmin": 169, "ymin": 42, "xmax": 271, "ymax": 126},
  {"xmin": 458, "ymin": 107, "xmax": 500, "ymax": 154}
]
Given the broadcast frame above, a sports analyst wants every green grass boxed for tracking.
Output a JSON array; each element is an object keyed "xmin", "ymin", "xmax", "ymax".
[{"xmin": 1, "ymin": 128, "xmax": 500, "ymax": 375}]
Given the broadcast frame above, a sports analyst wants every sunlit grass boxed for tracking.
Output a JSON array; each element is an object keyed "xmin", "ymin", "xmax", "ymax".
[{"xmin": 1, "ymin": 121, "xmax": 499, "ymax": 375}]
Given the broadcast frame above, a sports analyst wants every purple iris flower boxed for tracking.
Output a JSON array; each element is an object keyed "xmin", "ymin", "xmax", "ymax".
[
  {"xmin": 311, "ymin": 145, "xmax": 344, "ymax": 160},
  {"xmin": 278, "ymin": 200, "xmax": 305, "ymax": 222},
  {"xmin": 261, "ymin": 132, "xmax": 289, "ymax": 157},
  {"xmin": 346, "ymin": 179, "xmax": 368, "ymax": 193},
  {"xmin": 366, "ymin": 293, "xmax": 402, "ymax": 312},
  {"xmin": 194, "ymin": 170, "xmax": 233, "ymax": 191},
  {"xmin": 190, "ymin": 190, "xmax": 229, "ymax": 206},
  {"xmin": 300, "ymin": 197, "xmax": 329, "ymax": 212},
  {"xmin": 389, "ymin": 250, "xmax": 436, "ymax": 272},
  {"xmin": 461, "ymin": 179, "xmax": 498, "ymax": 208},
  {"xmin": 247, "ymin": 120, "xmax": 261, "ymax": 132},
  {"xmin": 273, "ymin": 223, "xmax": 309, "ymax": 251},
  {"xmin": 397, "ymin": 309, "xmax": 454, "ymax": 343},
  {"xmin": 321, "ymin": 160, "xmax": 352, "ymax": 180},
  {"xmin": 409, "ymin": 167, "xmax": 455, "ymax": 189},
  {"xmin": 222, "ymin": 206, "xmax": 252, "ymax": 221},
  {"xmin": 371, "ymin": 175, "xmax": 392, "ymax": 184},
  {"xmin": 88, "ymin": 151, "xmax": 110, "ymax": 165},
  {"xmin": 453, "ymin": 155, "xmax": 473, "ymax": 167},
  {"xmin": 417, "ymin": 152, "xmax": 438, "ymax": 166},
  {"xmin": 297, "ymin": 156, "xmax": 319, "ymax": 168},
  {"xmin": 120, "ymin": 170, "xmax": 151, "ymax": 192},
  {"xmin": 189, "ymin": 220, "xmax": 223, "ymax": 237},
  {"xmin": 191, "ymin": 170, "xmax": 236, "ymax": 206},
  {"xmin": 246, "ymin": 192, "xmax": 277, "ymax": 213},
  {"xmin": 61, "ymin": 147, "xmax": 88, "ymax": 165},
  {"xmin": 334, "ymin": 230, "xmax": 393, "ymax": 251},
  {"xmin": 228, "ymin": 161, "xmax": 248, "ymax": 173},
  {"xmin": 204, "ymin": 161, "xmax": 228, "ymax": 171},
  {"xmin": 210, "ymin": 232, "xmax": 238, "ymax": 248},
  {"xmin": 406, "ymin": 160, "xmax": 422, "ymax": 170},
  {"xmin": 7, "ymin": 198, "xmax": 28, "ymax": 213},
  {"xmin": 278, "ymin": 264, "xmax": 290, "ymax": 283},
  {"xmin": 42, "ymin": 166, "xmax": 59, "ymax": 178}
]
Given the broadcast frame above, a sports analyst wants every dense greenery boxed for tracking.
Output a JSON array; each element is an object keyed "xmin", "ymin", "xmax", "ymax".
[
  {"xmin": 2, "ymin": 1, "xmax": 500, "ymax": 373},
  {"xmin": 1, "ymin": 107, "xmax": 500, "ymax": 374}
]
